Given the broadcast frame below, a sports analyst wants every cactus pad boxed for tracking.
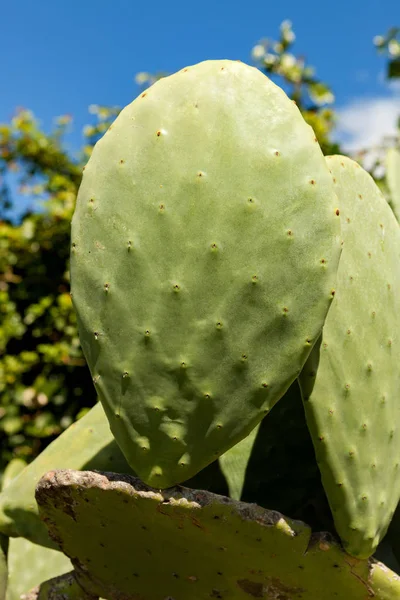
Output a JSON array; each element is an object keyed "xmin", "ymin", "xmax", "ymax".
[
  {"xmin": 299, "ymin": 155, "xmax": 400, "ymax": 558},
  {"xmin": 24, "ymin": 572, "xmax": 96, "ymax": 600},
  {"xmin": 218, "ymin": 424, "xmax": 260, "ymax": 501},
  {"xmin": 70, "ymin": 59, "xmax": 341, "ymax": 488},
  {"xmin": 6, "ymin": 539, "xmax": 71, "ymax": 600},
  {"xmin": 0, "ymin": 402, "xmax": 132, "ymax": 548},
  {"xmin": 36, "ymin": 470, "xmax": 400, "ymax": 600}
]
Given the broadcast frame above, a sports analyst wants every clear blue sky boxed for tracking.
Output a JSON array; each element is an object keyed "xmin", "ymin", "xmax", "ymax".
[{"xmin": 1, "ymin": 0, "xmax": 399, "ymax": 156}]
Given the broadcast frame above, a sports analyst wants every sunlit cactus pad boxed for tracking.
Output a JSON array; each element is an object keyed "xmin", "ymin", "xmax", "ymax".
[
  {"xmin": 70, "ymin": 59, "xmax": 341, "ymax": 488},
  {"xmin": 35, "ymin": 470, "xmax": 400, "ymax": 600},
  {"xmin": 299, "ymin": 155, "xmax": 400, "ymax": 559}
]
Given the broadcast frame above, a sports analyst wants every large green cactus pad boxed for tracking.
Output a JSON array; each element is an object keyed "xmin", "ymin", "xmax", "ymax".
[
  {"xmin": 299, "ymin": 155, "xmax": 400, "ymax": 559},
  {"xmin": 1, "ymin": 459, "xmax": 26, "ymax": 492},
  {"xmin": 70, "ymin": 59, "xmax": 341, "ymax": 488},
  {"xmin": 36, "ymin": 470, "xmax": 400, "ymax": 600},
  {"xmin": 0, "ymin": 402, "xmax": 132, "ymax": 548},
  {"xmin": 6, "ymin": 538, "xmax": 71, "ymax": 600}
]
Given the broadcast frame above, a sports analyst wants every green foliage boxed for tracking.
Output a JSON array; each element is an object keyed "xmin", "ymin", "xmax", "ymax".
[
  {"xmin": 0, "ymin": 108, "xmax": 120, "ymax": 474},
  {"xmin": 374, "ymin": 27, "xmax": 400, "ymax": 80},
  {"xmin": 251, "ymin": 20, "xmax": 339, "ymax": 155}
]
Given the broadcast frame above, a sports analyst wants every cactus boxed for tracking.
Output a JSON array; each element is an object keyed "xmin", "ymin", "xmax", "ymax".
[
  {"xmin": 0, "ymin": 402, "xmax": 133, "ymax": 548},
  {"xmin": 70, "ymin": 59, "xmax": 341, "ymax": 489},
  {"xmin": 24, "ymin": 572, "xmax": 96, "ymax": 600},
  {"xmin": 299, "ymin": 155, "xmax": 400, "ymax": 559},
  {"xmin": 0, "ymin": 460, "xmax": 26, "ymax": 492},
  {"xmin": 4, "ymin": 61, "xmax": 400, "ymax": 598},
  {"xmin": 6, "ymin": 539, "xmax": 71, "ymax": 600},
  {"xmin": 0, "ymin": 450, "xmax": 72, "ymax": 600},
  {"xmin": 218, "ymin": 421, "xmax": 260, "ymax": 501},
  {"xmin": 386, "ymin": 147, "xmax": 400, "ymax": 222},
  {"xmin": 35, "ymin": 469, "xmax": 400, "ymax": 600}
]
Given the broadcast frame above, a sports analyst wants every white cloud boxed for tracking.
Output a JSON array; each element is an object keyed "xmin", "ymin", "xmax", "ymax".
[
  {"xmin": 335, "ymin": 94, "xmax": 399, "ymax": 153},
  {"xmin": 389, "ymin": 79, "xmax": 400, "ymax": 92}
]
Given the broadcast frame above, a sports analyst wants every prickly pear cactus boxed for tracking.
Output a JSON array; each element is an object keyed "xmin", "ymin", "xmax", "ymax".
[
  {"xmin": 0, "ymin": 402, "xmax": 132, "ymax": 548},
  {"xmin": 70, "ymin": 59, "xmax": 341, "ymax": 489},
  {"xmin": 24, "ymin": 572, "xmax": 96, "ymax": 600},
  {"xmin": 35, "ymin": 470, "xmax": 400, "ymax": 600},
  {"xmin": 0, "ymin": 452, "xmax": 72, "ymax": 600},
  {"xmin": 299, "ymin": 155, "xmax": 400, "ymax": 559},
  {"xmin": 0, "ymin": 460, "xmax": 26, "ymax": 492},
  {"xmin": 218, "ymin": 421, "xmax": 260, "ymax": 501},
  {"xmin": 6, "ymin": 539, "xmax": 71, "ymax": 600}
]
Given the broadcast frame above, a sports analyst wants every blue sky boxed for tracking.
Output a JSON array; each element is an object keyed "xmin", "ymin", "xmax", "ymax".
[{"xmin": 1, "ymin": 0, "xmax": 399, "ymax": 158}]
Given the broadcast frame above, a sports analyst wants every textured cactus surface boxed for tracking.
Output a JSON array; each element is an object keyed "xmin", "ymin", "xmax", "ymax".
[
  {"xmin": 0, "ymin": 402, "xmax": 132, "ymax": 548},
  {"xmin": 24, "ymin": 572, "xmax": 96, "ymax": 600},
  {"xmin": 299, "ymin": 155, "xmax": 400, "ymax": 559},
  {"xmin": 70, "ymin": 59, "xmax": 341, "ymax": 488},
  {"xmin": 1, "ymin": 459, "xmax": 26, "ymax": 492},
  {"xmin": 35, "ymin": 470, "xmax": 400, "ymax": 600},
  {"xmin": 387, "ymin": 147, "xmax": 400, "ymax": 222},
  {"xmin": 6, "ymin": 538, "xmax": 71, "ymax": 600}
]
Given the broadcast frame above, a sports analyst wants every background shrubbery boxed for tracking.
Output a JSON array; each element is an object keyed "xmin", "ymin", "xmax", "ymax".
[{"xmin": 0, "ymin": 23, "xmax": 398, "ymax": 475}]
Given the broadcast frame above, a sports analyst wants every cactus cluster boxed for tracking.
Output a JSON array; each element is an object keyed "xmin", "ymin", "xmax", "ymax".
[{"xmin": 1, "ymin": 59, "xmax": 400, "ymax": 599}]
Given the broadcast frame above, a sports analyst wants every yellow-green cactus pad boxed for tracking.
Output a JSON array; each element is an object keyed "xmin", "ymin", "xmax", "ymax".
[
  {"xmin": 299, "ymin": 155, "xmax": 400, "ymax": 559},
  {"xmin": 36, "ymin": 470, "xmax": 400, "ymax": 600},
  {"xmin": 6, "ymin": 539, "xmax": 71, "ymax": 600},
  {"xmin": 70, "ymin": 59, "xmax": 341, "ymax": 488},
  {"xmin": 0, "ymin": 403, "xmax": 132, "ymax": 548},
  {"xmin": 24, "ymin": 572, "xmax": 96, "ymax": 600}
]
